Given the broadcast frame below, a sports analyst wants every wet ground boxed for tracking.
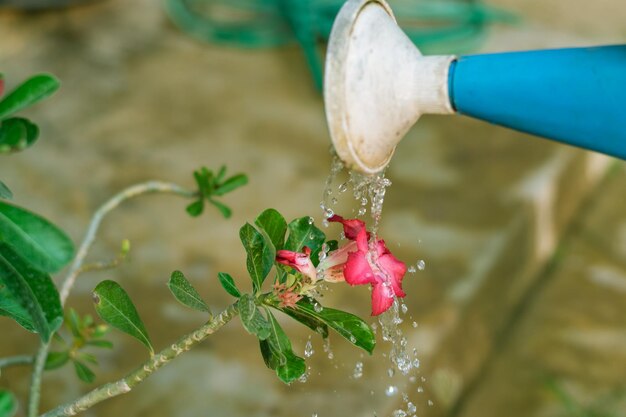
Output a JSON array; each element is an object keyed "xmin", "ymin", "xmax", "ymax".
[{"xmin": 1, "ymin": 0, "xmax": 625, "ymax": 416}]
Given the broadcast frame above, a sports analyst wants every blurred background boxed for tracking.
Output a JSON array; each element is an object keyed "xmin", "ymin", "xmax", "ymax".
[{"xmin": 1, "ymin": 0, "xmax": 625, "ymax": 416}]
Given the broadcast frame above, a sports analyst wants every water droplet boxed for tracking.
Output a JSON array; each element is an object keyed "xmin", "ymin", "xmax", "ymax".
[
  {"xmin": 308, "ymin": 216, "xmax": 314, "ymax": 225},
  {"xmin": 323, "ymin": 338, "xmax": 334, "ymax": 360},
  {"xmin": 417, "ymin": 260, "xmax": 426, "ymax": 270},
  {"xmin": 353, "ymin": 361, "xmax": 363, "ymax": 379},
  {"xmin": 349, "ymin": 335, "xmax": 357, "ymax": 344},
  {"xmin": 401, "ymin": 303, "xmax": 408, "ymax": 314},
  {"xmin": 428, "ymin": 400, "xmax": 434, "ymax": 407},
  {"xmin": 412, "ymin": 321, "xmax": 418, "ymax": 328},
  {"xmin": 392, "ymin": 410, "xmax": 407, "ymax": 417},
  {"xmin": 312, "ymin": 413, "xmax": 318, "ymax": 417},
  {"xmin": 358, "ymin": 207, "xmax": 367, "ymax": 216},
  {"xmin": 338, "ymin": 182, "xmax": 348, "ymax": 193},
  {"xmin": 385, "ymin": 385, "xmax": 398, "ymax": 396},
  {"xmin": 299, "ymin": 372, "xmax": 308, "ymax": 383},
  {"xmin": 387, "ymin": 368, "xmax": 395, "ymax": 377},
  {"xmin": 331, "ymin": 197, "xmax": 338, "ymax": 205},
  {"xmin": 314, "ymin": 303, "xmax": 323, "ymax": 313},
  {"xmin": 304, "ymin": 340, "xmax": 314, "ymax": 358},
  {"xmin": 421, "ymin": 376, "xmax": 426, "ymax": 382},
  {"xmin": 412, "ymin": 358, "xmax": 420, "ymax": 368},
  {"xmin": 309, "ymin": 233, "xmax": 315, "ymax": 240},
  {"xmin": 324, "ymin": 208, "xmax": 334, "ymax": 218},
  {"xmin": 407, "ymin": 266, "xmax": 416, "ymax": 273},
  {"xmin": 322, "ymin": 219, "xmax": 329, "ymax": 228},
  {"xmin": 407, "ymin": 402, "xmax": 416, "ymax": 414},
  {"xmin": 361, "ymin": 197, "xmax": 368, "ymax": 205},
  {"xmin": 417, "ymin": 386, "xmax": 424, "ymax": 393}
]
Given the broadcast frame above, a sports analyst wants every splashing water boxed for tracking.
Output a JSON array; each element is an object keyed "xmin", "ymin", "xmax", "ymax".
[
  {"xmin": 320, "ymin": 151, "xmax": 426, "ymax": 412},
  {"xmin": 304, "ymin": 339, "xmax": 315, "ymax": 358}
]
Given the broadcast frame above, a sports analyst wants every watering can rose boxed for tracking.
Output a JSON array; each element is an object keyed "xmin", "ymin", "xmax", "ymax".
[{"xmin": 276, "ymin": 215, "xmax": 407, "ymax": 315}]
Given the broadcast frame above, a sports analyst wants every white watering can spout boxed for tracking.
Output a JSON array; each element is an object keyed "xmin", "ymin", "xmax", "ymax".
[
  {"xmin": 325, "ymin": 0, "xmax": 455, "ymax": 174},
  {"xmin": 325, "ymin": 0, "xmax": 626, "ymax": 174}
]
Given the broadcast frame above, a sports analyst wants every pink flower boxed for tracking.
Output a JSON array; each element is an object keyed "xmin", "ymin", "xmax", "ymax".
[
  {"xmin": 329, "ymin": 215, "xmax": 406, "ymax": 316},
  {"xmin": 276, "ymin": 246, "xmax": 317, "ymax": 281},
  {"xmin": 276, "ymin": 215, "xmax": 407, "ymax": 316}
]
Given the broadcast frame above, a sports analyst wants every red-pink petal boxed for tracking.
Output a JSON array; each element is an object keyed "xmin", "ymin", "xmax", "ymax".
[
  {"xmin": 370, "ymin": 282, "xmax": 394, "ymax": 316},
  {"xmin": 328, "ymin": 215, "xmax": 367, "ymax": 240},
  {"xmin": 319, "ymin": 241, "xmax": 357, "ymax": 270},
  {"xmin": 355, "ymin": 228, "xmax": 370, "ymax": 253},
  {"xmin": 276, "ymin": 248, "xmax": 317, "ymax": 281},
  {"xmin": 344, "ymin": 250, "xmax": 376, "ymax": 286},
  {"xmin": 378, "ymin": 253, "xmax": 406, "ymax": 297}
]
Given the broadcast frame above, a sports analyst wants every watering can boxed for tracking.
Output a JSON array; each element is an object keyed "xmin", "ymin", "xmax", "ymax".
[{"xmin": 324, "ymin": 0, "xmax": 626, "ymax": 174}]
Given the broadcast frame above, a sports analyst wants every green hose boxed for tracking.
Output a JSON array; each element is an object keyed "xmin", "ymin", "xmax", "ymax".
[{"xmin": 164, "ymin": 0, "xmax": 517, "ymax": 90}]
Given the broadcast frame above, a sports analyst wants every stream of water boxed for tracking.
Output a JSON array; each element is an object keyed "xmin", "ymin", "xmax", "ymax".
[{"xmin": 315, "ymin": 151, "xmax": 428, "ymax": 417}]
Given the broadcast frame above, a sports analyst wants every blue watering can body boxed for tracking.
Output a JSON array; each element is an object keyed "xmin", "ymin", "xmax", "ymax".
[{"xmin": 449, "ymin": 45, "xmax": 626, "ymax": 158}]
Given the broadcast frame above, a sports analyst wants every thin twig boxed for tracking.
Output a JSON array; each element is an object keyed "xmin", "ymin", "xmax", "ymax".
[
  {"xmin": 27, "ymin": 181, "xmax": 196, "ymax": 417},
  {"xmin": 0, "ymin": 354, "xmax": 34, "ymax": 369},
  {"xmin": 60, "ymin": 181, "xmax": 196, "ymax": 304},
  {"xmin": 40, "ymin": 303, "xmax": 238, "ymax": 417}
]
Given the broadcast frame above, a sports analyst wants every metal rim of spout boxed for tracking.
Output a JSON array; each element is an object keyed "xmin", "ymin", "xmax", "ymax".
[{"xmin": 324, "ymin": 0, "xmax": 397, "ymax": 175}]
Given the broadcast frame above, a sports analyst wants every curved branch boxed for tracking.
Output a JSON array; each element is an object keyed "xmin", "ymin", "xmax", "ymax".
[{"xmin": 40, "ymin": 304, "xmax": 238, "ymax": 417}]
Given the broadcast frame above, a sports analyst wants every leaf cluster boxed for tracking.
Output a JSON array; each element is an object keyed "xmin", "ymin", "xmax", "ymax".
[
  {"xmin": 186, "ymin": 166, "xmax": 248, "ymax": 218},
  {"xmin": 0, "ymin": 73, "xmax": 72, "ymax": 343},
  {"xmin": 0, "ymin": 73, "xmax": 60, "ymax": 200},
  {"xmin": 45, "ymin": 309, "xmax": 113, "ymax": 383},
  {"xmin": 221, "ymin": 208, "xmax": 375, "ymax": 384}
]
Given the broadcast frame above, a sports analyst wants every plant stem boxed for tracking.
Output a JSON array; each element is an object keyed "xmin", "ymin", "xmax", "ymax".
[
  {"xmin": 27, "ymin": 181, "xmax": 196, "ymax": 417},
  {"xmin": 60, "ymin": 181, "xmax": 196, "ymax": 304},
  {"xmin": 27, "ymin": 342, "xmax": 50, "ymax": 417},
  {"xmin": 0, "ymin": 354, "xmax": 34, "ymax": 369},
  {"xmin": 40, "ymin": 303, "xmax": 238, "ymax": 417}
]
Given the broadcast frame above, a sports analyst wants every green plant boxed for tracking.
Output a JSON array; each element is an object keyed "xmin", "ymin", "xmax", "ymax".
[{"xmin": 0, "ymin": 73, "xmax": 406, "ymax": 417}]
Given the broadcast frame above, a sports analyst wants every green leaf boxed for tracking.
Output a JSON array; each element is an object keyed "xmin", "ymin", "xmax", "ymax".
[
  {"xmin": 273, "ymin": 304, "xmax": 328, "ymax": 338},
  {"xmin": 193, "ymin": 168, "xmax": 213, "ymax": 196},
  {"xmin": 0, "ymin": 201, "xmax": 74, "ymax": 273},
  {"xmin": 45, "ymin": 351, "xmax": 70, "ymax": 370},
  {"xmin": 0, "ymin": 117, "xmax": 39, "ymax": 153},
  {"xmin": 325, "ymin": 240, "xmax": 339, "ymax": 252},
  {"xmin": 214, "ymin": 174, "xmax": 248, "ymax": 196},
  {"xmin": 238, "ymin": 294, "xmax": 270, "ymax": 340},
  {"xmin": 167, "ymin": 270, "xmax": 210, "ymax": 313},
  {"xmin": 0, "ymin": 74, "xmax": 60, "ymax": 120},
  {"xmin": 0, "ymin": 181, "xmax": 11, "ymax": 200},
  {"xmin": 0, "ymin": 243, "xmax": 63, "ymax": 341},
  {"xmin": 92, "ymin": 280, "xmax": 153, "ymax": 354},
  {"xmin": 217, "ymin": 272, "xmax": 240, "ymax": 298},
  {"xmin": 239, "ymin": 223, "xmax": 275, "ymax": 293},
  {"xmin": 208, "ymin": 198, "xmax": 232, "ymax": 218},
  {"xmin": 85, "ymin": 340, "xmax": 114, "ymax": 349},
  {"xmin": 254, "ymin": 209, "xmax": 287, "ymax": 250},
  {"xmin": 67, "ymin": 308, "xmax": 82, "ymax": 339},
  {"xmin": 290, "ymin": 298, "xmax": 375, "ymax": 354},
  {"xmin": 0, "ymin": 290, "xmax": 34, "ymax": 332},
  {"xmin": 77, "ymin": 352, "xmax": 98, "ymax": 365},
  {"xmin": 215, "ymin": 165, "xmax": 227, "ymax": 182},
  {"xmin": 72, "ymin": 360, "xmax": 95, "ymax": 383},
  {"xmin": 259, "ymin": 309, "xmax": 306, "ymax": 384},
  {"xmin": 0, "ymin": 390, "xmax": 17, "ymax": 417},
  {"xmin": 284, "ymin": 217, "xmax": 325, "ymax": 265},
  {"xmin": 185, "ymin": 200, "xmax": 204, "ymax": 217}
]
